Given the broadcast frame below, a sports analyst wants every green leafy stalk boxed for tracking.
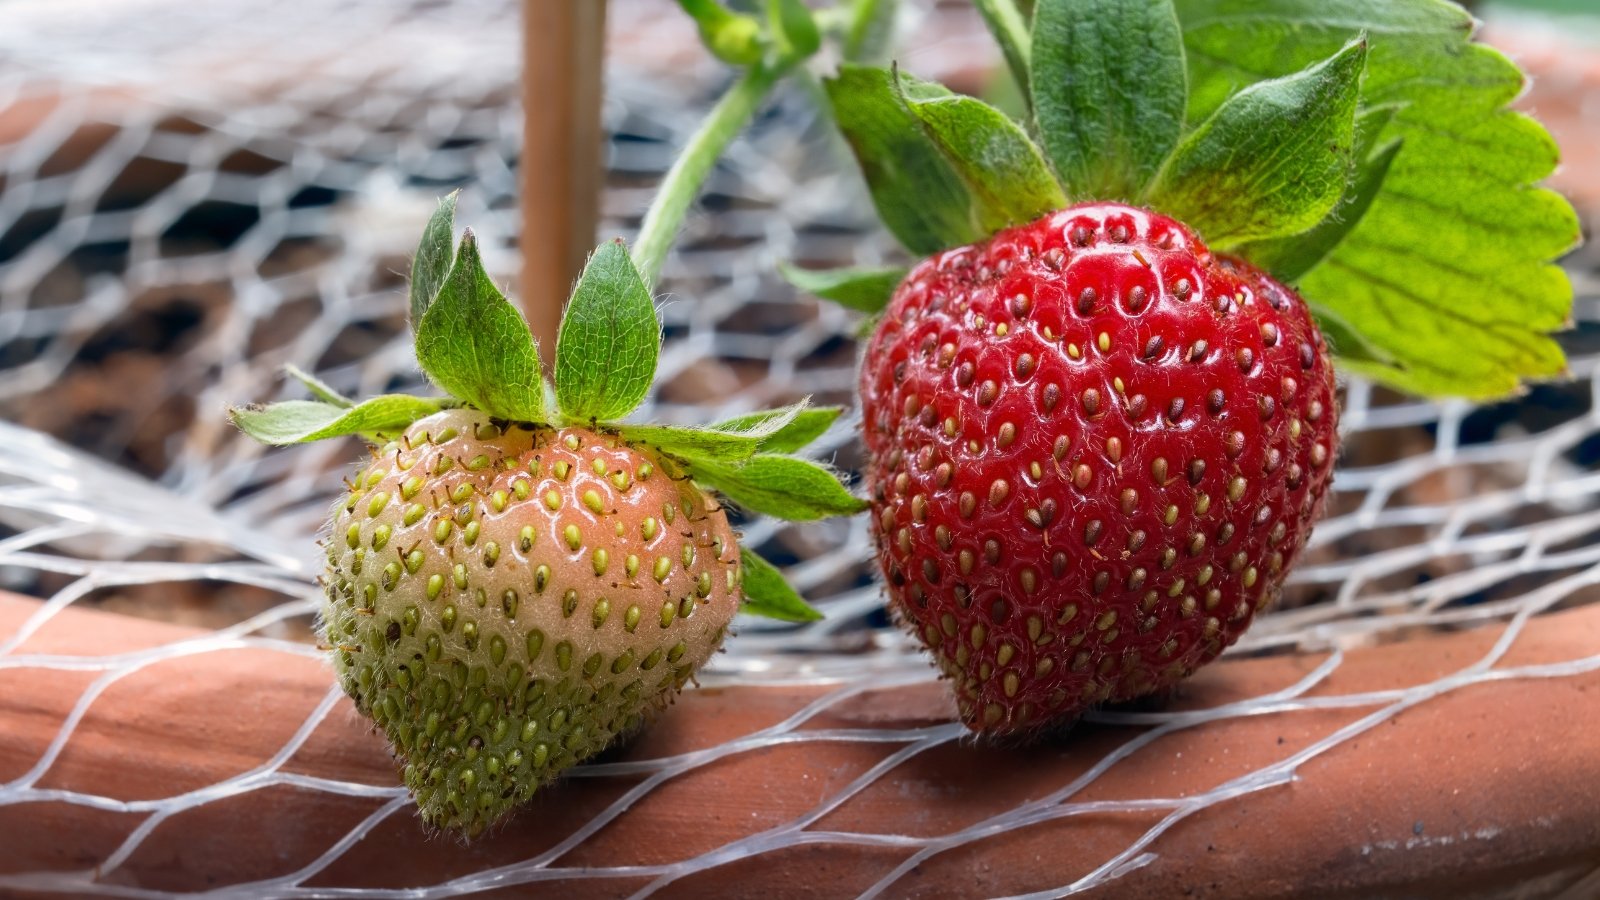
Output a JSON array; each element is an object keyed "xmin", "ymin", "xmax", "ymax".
[
  {"xmin": 632, "ymin": 63, "xmax": 786, "ymax": 286},
  {"xmin": 768, "ymin": 0, "xmax": 822, "ymax": 61},
  {"xmin": 637, "ymin": 0, "xmax": 845, "ymax": 286}
]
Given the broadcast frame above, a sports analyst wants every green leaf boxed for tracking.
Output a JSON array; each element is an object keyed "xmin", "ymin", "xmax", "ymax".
[
  {"xmin": 1241, "ymin": 103, "xmax": 1404, "ymax": 282},
  {"xmin": 1147, "ymin": 38, "xmax": 1368, "ymax": 248},
  {"xmin": 769, "ymin": 0, "xmax": 821, "ymax": 60},
  {"xmin": 897, "ymin": 77, "xmax": 1069, "ymax": 233},
  {"xmin": 555, "ymin": 240, "xmax": 659, "ymax": 423},
  {"xmin": 738, "ymin": 547, "xmax": 824, "ymax": 622},
  {"xmin": 710, "ymin": 406, "xmax": 843, "ymax": 453},
  {"xmin": 841, "ymin": 0, "xmax": 898, "ymax": 63},
  {"xmin": 1348, "ymin": 103, "xmax": 1401, "ymax": 163},
  {"xmin": 283, "ymin": 364, "xmax": 353, "ymax": 408},
  {"xmin": 1031, "ymin": 0, "xmax": 1187, "ymax": 201},
  {"xmin": 974, "ymin": 0, "xmax": 1032, "ymax": 101},
  {"xmin": 689, "ymin": 454, "xmax": 868, "ymax": 521},
  {"xmin": 823, "ymin": 65, "xmax": 983, "ymax": 255},
  {"xmin": 410, "ymin": 192, "xmax": 458, "ymax": 324},
  {"xmin": 779, "ymin": 262, "xmax": 905, "ymax": 314},
  {"xmin": 414, "ymin": 230, "xmax": 547, "ymax": 422},
  {"xmin": 1174, "ymin": 0, "xmax": 1578, "ymax": 398},
  {"xmin": 1243, "ymin": 137, "xmax": 1402, "ymax": 284},
  {"xmin": 229, "ymin": 395, "xmax": 449, "ymax": 445},
  {"xmin": 1308, "ymin": 301, "xmax": 1398, "ymax": 368},
  {"xmin": 621, "ymin": 400, "xmax": 808, "ymax": 463}
]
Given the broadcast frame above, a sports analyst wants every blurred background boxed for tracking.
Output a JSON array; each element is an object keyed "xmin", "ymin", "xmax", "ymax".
[{"xmin": 0, "ymin": 0, "xmax": 1595, "ymax": 661}]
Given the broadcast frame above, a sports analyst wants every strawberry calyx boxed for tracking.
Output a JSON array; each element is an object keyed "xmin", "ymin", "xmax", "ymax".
[
  {"xmin": 792, "ymin": 0, "xmax": 1580, "ymax": 400},
  {"xmin": 232, "ymin": 194, "xmax": 865, "ymax": 621},
  {"xmin": 226, "ymin": 1, "xmax": 905, "ymax": 835},
  {"xmin": 230, "ymin": 0, "xmax": 910, "ymax": 624}
]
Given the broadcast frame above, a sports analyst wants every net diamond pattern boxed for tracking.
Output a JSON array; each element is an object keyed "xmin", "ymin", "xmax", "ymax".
[{"xmin": 0, "ymin": 0, "xmax": 1596, "ymax": 896}]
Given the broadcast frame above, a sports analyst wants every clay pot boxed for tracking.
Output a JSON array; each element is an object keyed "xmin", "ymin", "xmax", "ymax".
[{"xmin": 2, "ymin": 591, "xmax": 1597, "ymax": 898}]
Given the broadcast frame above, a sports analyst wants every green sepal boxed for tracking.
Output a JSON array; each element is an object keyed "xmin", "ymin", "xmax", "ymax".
[
  {"xmin": 409, "ymin": 191, "xmax": 458, "ymax": 325},
  {"xmin": 1243, "ymin": 137, "xmax": 1402, "ymax": 285},
  {"xmin": 823, "ymin": 65, "xmax": 983, "ymax": 255},
  {"xmin": 283, "ymin": 364, "xmax": 353, "ymax": 408},
  {"xmin": 779, "ymin": 262, "xmax": 906, "ymax": 314},
  {"xmin": 229, "ymin": 395, "xmax": 450, "ymax": 445},
  {"xmin": 738, "ymin": 547, "xmax": 824, "ymax": 622},
  {"xmin": 555, "ymin": 240, "xmax": 659, "ymax": 424},
  {"xmin": 414, "ymin": 230, "xmax": 547, "ymax": 423},
  {"xmin": 687, "ymin": 454, "xmax": 868, "ymax": 521},
  {"xmin": 896, "ymin": 74, "xmax": 1068, "ymax": 233},
  {"xmin": 619, "ymin": 400, "xmax": 810, "ymax": 463},
  {"xmin": 1031, "ymin": 0, "xmax": 1187, "ymax": 201},
  {"xmin": 854, "ymin": 313, "xmax": 882, "ymax": 340},
  {"xmin": 709, "ymin": 405, "xmax": 842, "ymax": 453},
  {"xmin": 974, "ymin": 0, "xmax": 1033, "ymax": 103},
  {"xmin": 1147, "ymin": 37, "xmax": 1368, "ymax": 248}
]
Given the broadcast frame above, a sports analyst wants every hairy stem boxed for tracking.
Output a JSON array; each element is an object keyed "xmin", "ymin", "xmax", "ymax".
[{"xmin": 632, "ymin": 63, "xmax": 785, "ymax": 287}]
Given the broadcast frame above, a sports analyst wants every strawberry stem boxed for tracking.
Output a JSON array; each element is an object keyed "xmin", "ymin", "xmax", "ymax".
[{"xmin": 631, "ymin": 61, "xmax": 787, "ymax": 287}]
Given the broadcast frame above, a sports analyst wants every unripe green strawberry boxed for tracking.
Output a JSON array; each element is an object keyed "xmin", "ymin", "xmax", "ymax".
[
  {"xmin": 236, "ymin": 204, "xmax": 860, "ymax": 832},
  {"xmin": 323, "ymin": 408, "xmax": 740, "ymax": 835}
]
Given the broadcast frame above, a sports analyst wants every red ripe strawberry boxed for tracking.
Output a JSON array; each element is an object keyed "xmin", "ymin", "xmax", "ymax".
[
  {"xmin": 860, "ymin": 203, "xmax": 1337, "ymax": 734},
  {"xmin": 811, "ymin": 7, "xmax": 1570, "ymax": 736}
]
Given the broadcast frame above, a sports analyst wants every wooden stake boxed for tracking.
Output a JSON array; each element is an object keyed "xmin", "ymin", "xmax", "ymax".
[{"xmin": 521, "ymin": 0, "xmax": 607, "ymax": 365}]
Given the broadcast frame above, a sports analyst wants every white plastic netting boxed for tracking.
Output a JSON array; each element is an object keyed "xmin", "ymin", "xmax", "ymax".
[{"xmin": 0, "ymin": 0, "xmax": 1597, "ymax": 896}]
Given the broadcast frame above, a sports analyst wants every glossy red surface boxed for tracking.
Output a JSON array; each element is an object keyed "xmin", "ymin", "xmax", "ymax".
[{"xmin": 861, "ymin": 203, "xmax": 1339, "ymax": 733}]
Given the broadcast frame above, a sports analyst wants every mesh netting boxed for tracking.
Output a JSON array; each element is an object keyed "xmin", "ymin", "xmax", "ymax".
[{"xmin": 0, "ymin": 0, "xmax": 1597, "ymax": 895}]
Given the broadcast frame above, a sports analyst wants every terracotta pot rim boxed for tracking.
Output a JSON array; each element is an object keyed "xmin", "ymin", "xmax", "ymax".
[{"xmin": 2, "ymin": 593, "xmax": 1597, "ymax": 898}]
